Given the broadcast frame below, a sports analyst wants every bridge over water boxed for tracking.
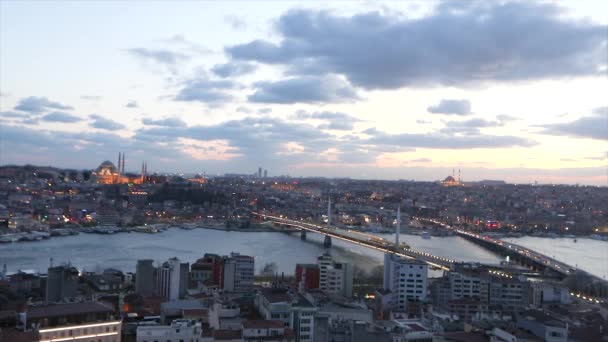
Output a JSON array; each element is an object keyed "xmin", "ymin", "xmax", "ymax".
[
  {"xmin": 252, "ymin": 211, "xmax": 454, "ymax": 271},
  {"xmin": 418, "ymin": 218, "xmax": 608, "ymax": 301}
]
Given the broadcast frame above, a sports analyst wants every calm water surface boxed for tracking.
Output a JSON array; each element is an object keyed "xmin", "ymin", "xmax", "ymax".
[{"xmin": 0, "ymin": 229, "xmax": 603, "ymax": 278}]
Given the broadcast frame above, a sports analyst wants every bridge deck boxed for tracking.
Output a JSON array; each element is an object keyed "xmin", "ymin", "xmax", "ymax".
[{"xmin": 253, "ymin": 212, "xmax": 454, "ymax": 270}]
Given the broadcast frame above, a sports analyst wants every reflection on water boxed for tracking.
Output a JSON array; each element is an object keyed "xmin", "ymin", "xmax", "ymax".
[{"xmin": 1, "ymin": 229, "xmax": 602, "ymax": 278}]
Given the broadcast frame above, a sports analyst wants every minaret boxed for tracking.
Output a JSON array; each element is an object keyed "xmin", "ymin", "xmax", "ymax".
[
  {"xmin": 396, "ymin": 206, "xmax": 401, "ymax": 247},
  {"xmin": 327, "ymin": 196, "xmax": 331, "ymax": 226},
  {"xmin": 118, "ymin": 153, "xmax": 122, "ymax": 175}
]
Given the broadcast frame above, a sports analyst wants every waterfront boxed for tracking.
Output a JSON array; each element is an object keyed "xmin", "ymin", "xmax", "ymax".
[
  {"xmin": 504, "ymin": 236, "xmax": 608, "ymax": 280},
  {"xmin": 0, "ymin": 228, "xmax": 605, "ymax": 279}
]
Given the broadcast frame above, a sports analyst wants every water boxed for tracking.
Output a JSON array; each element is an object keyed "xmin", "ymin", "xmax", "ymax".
[
  {"xmin": 0, "ymin": 229, "xmax": 603, "ymax": 279},
  {"xmin": 504, "ymin": 236, "xmax": 608, "ymax": 280}
]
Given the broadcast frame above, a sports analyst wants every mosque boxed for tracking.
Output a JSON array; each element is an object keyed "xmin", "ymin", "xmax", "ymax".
[
  {"xmin": 442, "ymin": 169, "xmax": 463, "ymax": 187},
  {"xmin": 92, "ymin": 152, "xmax": 148, "ymax": 184}
]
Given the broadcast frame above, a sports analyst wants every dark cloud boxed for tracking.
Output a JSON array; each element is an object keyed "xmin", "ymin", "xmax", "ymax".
[
  {"xmin": 175, "ymin": 77, "xmax": 236, "ymax": 105},
  {"xmin": 90, "ymin": 114, "xmax": 126, "ymax": 130},
  {"xmin": 14, "ymin": 96, "xmax": 73, "ymax": 113},
  {"xmin": 212, "ymin": 62, "xmax": 257, "ymax": 77},
  {"xmin": 126, "ymin": 48, "xmax": 189, "ymax": 65},
  {"xmin": 227, "ymin": 3, "xmax": 606, "ymax": 90},
  {"xmin": 142, "ymin": 117, "xmax": 187, "ymax": 127},
  {"xmin": 126, "ymin": 100, "xmax": 138, "ymax": 108},
  {"xmin": 41, "ymin": 112, "xmax": 82, "ymax": 123},
  {"xmin": 428, "ymin": 99, "xmax": 472, "ymax": 115},
  {"xmin": 539, "ymin": 107, "xmax": 607, "ymax": 141},
  {"xmin": 248, "ymin": 75, "xmax": 360, "ymax": 104}
]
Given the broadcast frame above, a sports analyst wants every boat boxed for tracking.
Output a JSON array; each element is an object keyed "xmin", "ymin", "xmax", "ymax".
[{"xmin": 421, "ymin": 231, "xmax": 431, "ymax": 239}]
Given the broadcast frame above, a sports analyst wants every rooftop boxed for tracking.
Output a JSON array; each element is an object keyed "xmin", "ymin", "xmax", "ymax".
[
  {"xmin": 242, "ymin": 320, "xmax": 284, "ymax": 329},
  {"xmin": 27, "ymin": 301, "xmax": 114, "ymax": 320}
]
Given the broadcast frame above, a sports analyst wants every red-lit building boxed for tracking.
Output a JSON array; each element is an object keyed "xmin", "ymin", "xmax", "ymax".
[
  {"xmin": 191, "ymin": 254, "xmax": 225, "ymax": 287},
  {"xmin": 294, "ymin": 264, "xmax": 320, "ymax": 293}
]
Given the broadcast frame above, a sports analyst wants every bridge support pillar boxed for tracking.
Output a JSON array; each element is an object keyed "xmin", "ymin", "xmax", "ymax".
[
  {"xmin": 300, "ymin": 230, "xmax": 307, "ymax": 241},
  {"xmin": 324, "ymin": 235, "xmax": 332, "ymax": 248}
]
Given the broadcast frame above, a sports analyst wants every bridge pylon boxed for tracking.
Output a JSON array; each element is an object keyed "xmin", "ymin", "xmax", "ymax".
[{"xmin": 324, "ymin": 235, "xmax": 332, "ymax": 248}]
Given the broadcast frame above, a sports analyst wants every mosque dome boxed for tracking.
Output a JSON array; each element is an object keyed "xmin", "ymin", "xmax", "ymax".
[
  {"xmin": 96, "ymin": 160, "xmax": 118, "ymax": 176},
  {"xmin": 443, "ymin": 176, "xmax": 456, "ymax": 183}
]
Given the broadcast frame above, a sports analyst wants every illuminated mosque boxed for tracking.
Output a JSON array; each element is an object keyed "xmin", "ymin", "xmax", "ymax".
[
  {"xmin": 442, "ymin": 169, "xmax": 463, "ymax": 187},
  {"xmin": 92, "ymin": 152, "xmax": 148, "ymax": 184}
]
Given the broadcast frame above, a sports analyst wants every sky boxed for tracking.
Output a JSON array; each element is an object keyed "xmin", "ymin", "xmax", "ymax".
[{"xmin": 0, "ymin": 0, "xmax": 607, "ymax": 185}]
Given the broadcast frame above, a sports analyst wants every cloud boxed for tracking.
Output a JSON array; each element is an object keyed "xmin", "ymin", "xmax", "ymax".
[
  {"xmin": 409, "ymin": 158, "xmax": 432, "ymax": 163},
  {"xmin": 174, "ymin": 76, "xmax": 236, "ymax": 105},
  {"xmin": 126, "ymin": 100, "xmax": 138, "ymax": 108},
  {"xmin": 236, "ymin": 106, "xmax": 252, "ymax": 114},
  {"xmin": 126, "ymin": 48, "xmax": 189, "ymax": 65},
  {"xmin": 212, "ymin": 62, "xmax": 257, "ymax": 78},
  {"xmin": 80, "ymin": 95, "xmax": 102, "ymax": 101},
  {"xmin": 225, "ymin": 15, "xmax": 247, "ymax": 30},
  {"xmin": 41, "ymin": 111, "xmax": 82, "ymax": 123},
  {"xmin": 365, "ymin": 128, "xmax": 536, "ymax": 149},
  {"xmin": 248, "ymin": 75, "xmax": 360, "ymax": 104},
  {"xmin": 142, "ymin": 117, "xmax": 187, "ymax": 127},
  {"xmin": 162, "ymin": 34, "xmax": 212, "ymax": 55},
  {"xmin": 440, "ymin": 118, "xmax": 502, "ymax": 135},
  {"xmin": 14, "ymin": 96, "xmax": 73, "ymax": 113},
  {"xmin": 496, "ymin": 114, "xmax": 520, "ymax": 123},
  {"xmin": 89, "ymin": 114, "xmax": 126, "ymax": 130},
  {"xmin": 539, "ymin": 107, "xmax": 607, "ymax": 141},
  {"xmin": 296, "ymin": 110, "xmax": 362, "ymax": 131},
  {"xmin": 1, "ymin": 111, "xmax": 30, "ymax": 119},
  {"xmin": 226, "ymin": 3, "xmax": 607, "ymax": 90},
  {"xmin": 428, "ymin": 99, "xmax": 472, "ymax": 115}
]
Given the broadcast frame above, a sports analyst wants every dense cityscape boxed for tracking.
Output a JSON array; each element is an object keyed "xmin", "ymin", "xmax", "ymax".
[
  {"xmin": 0, "ymin": 162, "xmax": 606, "ymax": 341},
  {"xmin": 2, "ymin": 0, "xmax": 607, "ymax": 341}
]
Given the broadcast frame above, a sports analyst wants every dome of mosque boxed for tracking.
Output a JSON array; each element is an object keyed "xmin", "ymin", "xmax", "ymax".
[{"xmin": 96, "ymin": 160, "xmax": 118, "ymax": 175}]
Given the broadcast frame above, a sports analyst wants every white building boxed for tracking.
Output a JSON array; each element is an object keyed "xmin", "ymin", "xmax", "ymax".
[
  {"xmin": 242, "ymin": 320, "xmax": 290, "ymax": 341},
  {"xmin": 223, "ymin": 253, "xmax": 254, "ymax": 293},
  {"xmin": 317, "ymin": 253, "xmax": 353, "ymax": 298},
  {"xmin": 38, "ymin": 321, "xmax": 122, "ymax": 342},
  {"xmin": 383, "ymin": 254, "xmax": 428, "ymax": 312},
  {"xmin": 136, "ymin": 320, "xmax": 202, "ymax": 342},
  {"xmin": 156, "ymin": 257, "xmax": 188, "ymax": 301}
]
